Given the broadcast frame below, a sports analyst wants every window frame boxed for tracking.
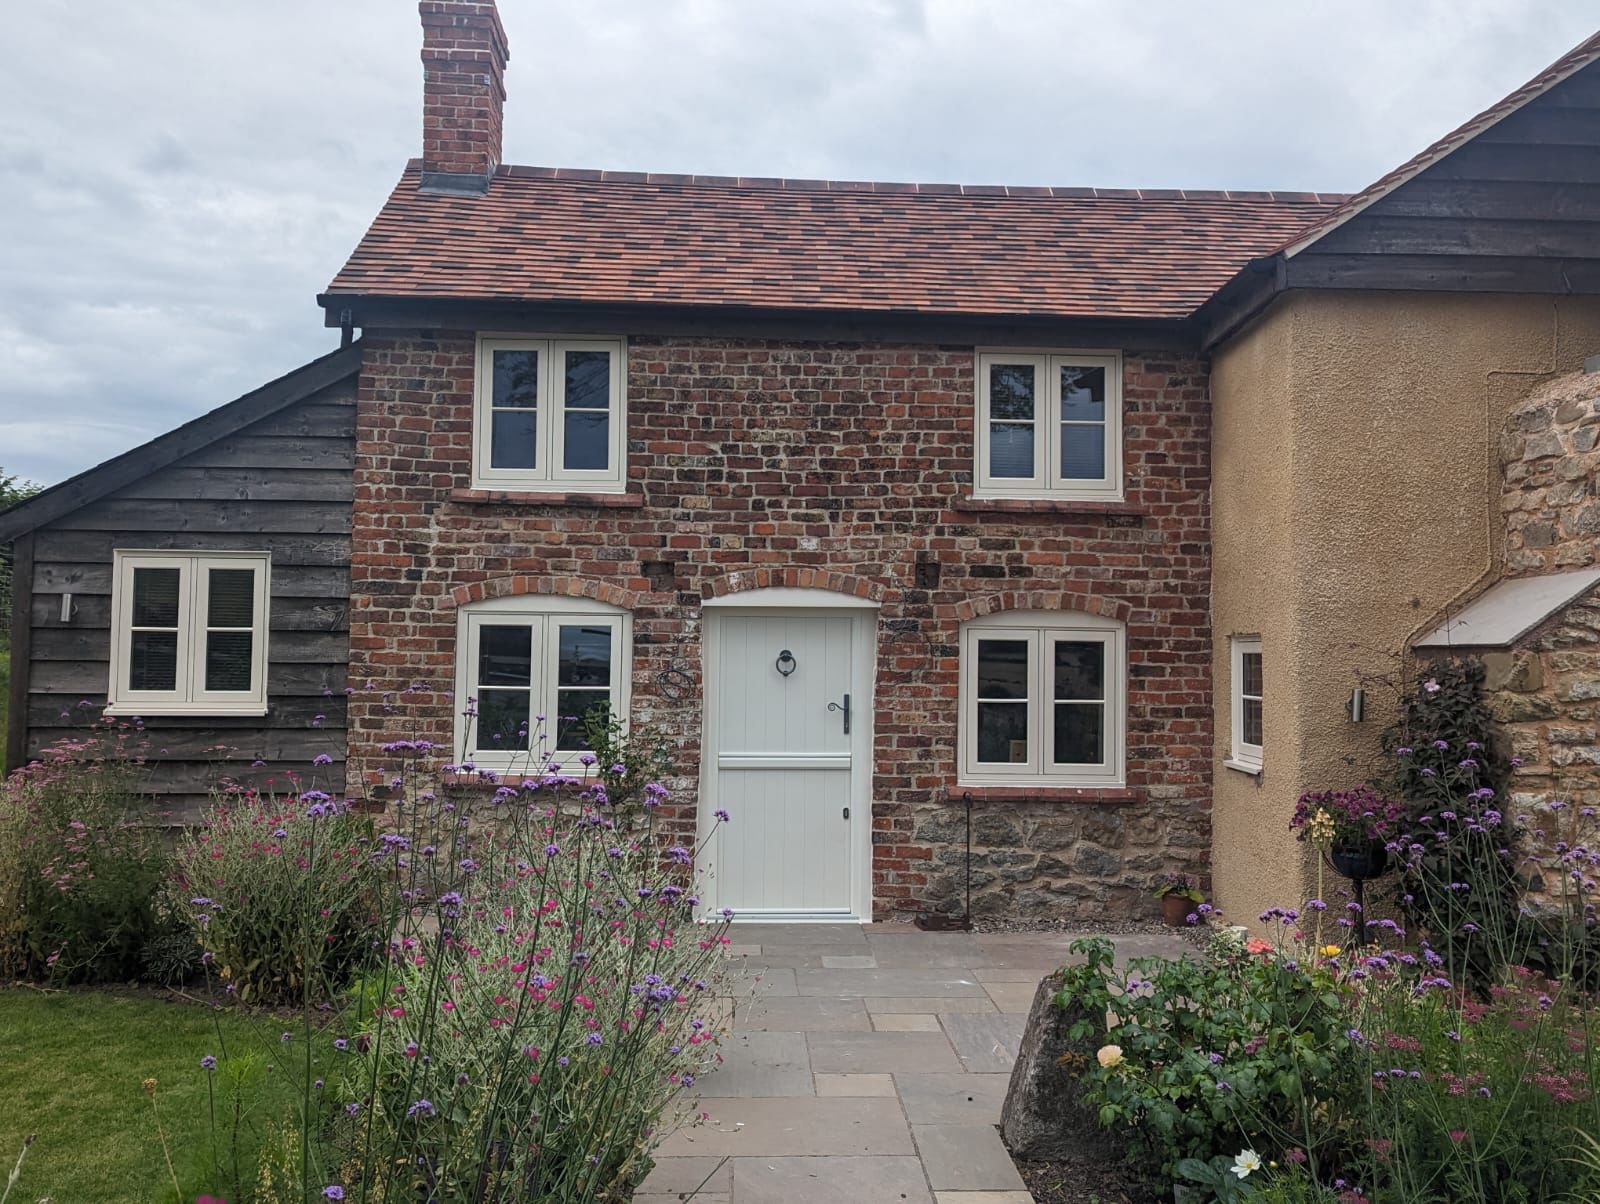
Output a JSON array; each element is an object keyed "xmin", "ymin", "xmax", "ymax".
[
  {"xmin": 470, "ymin": 334, "xmax": 628, "ymax": 492},
  {"xmin": 1228, "ymin": 636, "xmax": 1264, "ymax": 773},
  {"xmin": 974, "ymin": 348, "xmax": 1123, "ymax": 501},
  {"xmin": 453, "ymin": 595, "xmax": 633, "ymax": 772},
  {"xmin": 106, "ymin": 549, "xmax": 271, "ymax": 716},
  {"xmin": 958, "ymin": 610, "xmax": 1127, "ymax": 788}
]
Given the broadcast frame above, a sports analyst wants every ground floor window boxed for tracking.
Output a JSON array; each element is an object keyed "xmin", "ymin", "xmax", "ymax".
[
  {"xmin": 106, "ymin": 550, "xmax": 271, "ymax": 716},
  {"xmin": 453, "ymin": 596, "xmax": 631, "ymax": 770},
  {"xmin": 1229, "ymin": 635, "xmax": 1264, "ymax": 772},
  {"xmin": 958, "ymin": 610, "xmax": 1126, "ymax": 787}
]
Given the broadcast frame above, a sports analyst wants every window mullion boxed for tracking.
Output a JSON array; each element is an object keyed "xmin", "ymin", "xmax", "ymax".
[{"xmin": 184, "ymin": 560, "xmax": 203, "ymax": 703}]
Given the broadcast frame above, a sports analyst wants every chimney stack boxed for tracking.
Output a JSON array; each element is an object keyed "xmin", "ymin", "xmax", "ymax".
[{"xmin": 418, "ymin": 0, "xmax": 510, "ymax": 188}]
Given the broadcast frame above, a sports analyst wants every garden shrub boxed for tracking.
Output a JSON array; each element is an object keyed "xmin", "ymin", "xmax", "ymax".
[
  {"xmin": 174, "ymin": 787, "xmax": 384, "ymax": 1004},
  {"xmin": 191, "ymin": 716, "xmax": 734, "ymax": 1201},
  {"xmin": 0, "ymin": 722, "xmax": 170, "ymax": 982}
]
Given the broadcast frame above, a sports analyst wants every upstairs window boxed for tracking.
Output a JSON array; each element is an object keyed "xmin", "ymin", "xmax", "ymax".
[
  {"xmin": 454, "ymin": 597, "xmax": 632, "ymax": 770},
  {"xmin": 958, "ymin": 610, "xmax": 1126, "ymax": 788},
  {"xmin": 107, "ymin": 551, "xmax": 270, "ymax": 715},
  {"xmin": 975, "ymin": 350, "xmax": 1122, "ymax": 500},
  {"xmin": 1229, "ymin": 636, "xmax": 1264, "ymax": 772},
  {"xmin": 471, "ymin": 336, "xmax": 627, "ymax": 491}
]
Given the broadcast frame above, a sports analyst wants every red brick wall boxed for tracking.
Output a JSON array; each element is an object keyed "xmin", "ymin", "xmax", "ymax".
[{"xmin": 349, "ymin": 332, "xmax": 1213, "ymax": 919}]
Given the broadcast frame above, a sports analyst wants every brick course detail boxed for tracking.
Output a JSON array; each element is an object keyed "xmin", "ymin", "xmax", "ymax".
[{"xmin": 348, "ymin": 333, "xmax": 1214, "ymax": 920}]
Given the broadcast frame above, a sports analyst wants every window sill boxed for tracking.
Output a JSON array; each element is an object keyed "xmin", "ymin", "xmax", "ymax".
[
  {"xmin": 1223, "ymin": 758, "xmax": 1264, "ymax": 778},
  {"xmin": 954, "ymin": 496, "xmax": 1141, "ymax": 517},
  {"xmin": 449, "ymin": 488, "xmax": 644, "ymax": 508},
  {"xmin": 949, "ymin": 783, "xmax": 1140, "ymax": 805},
  {"xmin": 104, "ymin": 704, "xmax": 269, "ymax": 718}
]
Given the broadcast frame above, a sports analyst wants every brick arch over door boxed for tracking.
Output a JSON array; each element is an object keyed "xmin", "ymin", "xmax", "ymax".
[
  {"xmin": 441, "ymin": 574, "xmax": 649, "ymax": 613},
  {"xmin": 948, "ymin": 588, "xmax": 1133, "ymax": 625},
  {"xmin": 700, "ymin": 566, "xmax": 888, "ymax": 604}
]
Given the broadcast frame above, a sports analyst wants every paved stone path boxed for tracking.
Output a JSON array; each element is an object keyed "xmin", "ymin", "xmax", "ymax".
[{"xmin": 639, "ymin": 923, "xmax": 1191, "ymax": 1204}]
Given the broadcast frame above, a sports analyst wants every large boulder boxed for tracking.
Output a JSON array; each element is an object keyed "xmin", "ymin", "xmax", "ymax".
[{"xmin": 1000, "ymin": 972, "xmax": 1118, "ymax": 1162}]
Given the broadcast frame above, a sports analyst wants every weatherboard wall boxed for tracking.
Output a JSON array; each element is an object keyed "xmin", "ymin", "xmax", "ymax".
[{"xmin": 15, "ymin": 379, "xmax": 356, "ymax": 816}]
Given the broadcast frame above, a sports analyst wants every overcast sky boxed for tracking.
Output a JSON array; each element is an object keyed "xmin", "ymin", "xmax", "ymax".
[{"xmin": 2, "ymin": 1, "xmax": 1595, "ymax": 486}]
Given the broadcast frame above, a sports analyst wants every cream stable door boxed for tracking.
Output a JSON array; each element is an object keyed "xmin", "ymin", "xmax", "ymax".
[{"xmin": 701, "ymin": 606, "xmax": 872, "ymax": 921}]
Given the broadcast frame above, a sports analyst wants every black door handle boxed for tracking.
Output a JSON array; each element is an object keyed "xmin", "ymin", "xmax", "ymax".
[{"xmin": 826, "ymin": 693, "xmax": 851, "ymax": 735}]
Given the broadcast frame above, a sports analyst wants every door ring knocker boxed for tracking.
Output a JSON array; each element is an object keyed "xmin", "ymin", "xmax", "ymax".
[{"xmin": 775, "ymin": 649, "xmax": 797, "ymax": 677}]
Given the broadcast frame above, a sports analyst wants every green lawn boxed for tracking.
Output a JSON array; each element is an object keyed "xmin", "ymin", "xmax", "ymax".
[{"xmin": 0, "ymin": 987, "xmax": 298, "ymax": 1203}]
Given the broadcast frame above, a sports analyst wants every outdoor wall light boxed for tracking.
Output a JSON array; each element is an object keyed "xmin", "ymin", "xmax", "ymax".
[{"xmin": 1346, "ymin": 687, "xmax": 1365, "ymax": 723}]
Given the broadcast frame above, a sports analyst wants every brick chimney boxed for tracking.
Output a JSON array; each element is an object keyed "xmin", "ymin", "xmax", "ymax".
[{"xmin": 418, "ymin": 0, "xmax": 510, "ymax": 188}]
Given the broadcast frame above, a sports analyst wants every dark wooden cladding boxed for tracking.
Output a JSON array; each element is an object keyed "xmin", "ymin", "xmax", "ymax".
[
  {"xmin": 1288, "ymin": 59, "xmax": 1600, "ymax": 294},
  {"xmin": 11, "ymin": 374, "xmax": 357, "ymax": 808}
]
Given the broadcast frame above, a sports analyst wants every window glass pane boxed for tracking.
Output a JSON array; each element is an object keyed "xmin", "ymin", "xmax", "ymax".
[
  {"xmin": 205, "ymin": 631, "xmax": 254, "ymax": 692},
  {"xmin": 564, "ymin": 351, "xmax": 610, "ymax": 409},
  {"xmin": 1053, "ymin": 641, "xmax": 1105, "ymax": 700},
  {"xmin": 1060, "ymin": 424, "xmax": 1106, "ymax": 480},
  {"xmin": 977, "ymin": 701, "xmax": 1029, "ymax": 763},
  {"xmin": 556, "ymin": 691, "xmax": 610, "ymax": 751},
  {"xmin": 491, "ymin": 410, "xmax": 538, "ymax": 470},
  {"xmin": 976, "ymin": 639, "xmax": 1029, "ymax": 699},
  {"xmin": 132, "ymin": 567, "xmax": 181, "ymax": 627},
  {"xmin": 208, "ymin": 569, "xmax": 255, "ymax": 628},
  {"xmin": 1243, "ymin": 698, "xmax": 1264, "ymax": 747},
  {"xmin": 1058, "ymin": 365, "xmax": 1106, "ymax": 421},
  {"xmin": 479, "ymin": 625, "xmax": 532, "ymax": 686},
  {"xmin": 557, "ymin": 624, "xmax": 612, "ymax": 687},
  {"xmin": 563, "ymin": 410, "xmax": 610, "ymax": 471},
  {"xmin": 988, "ymin": 364, "xmax": 1035, "ymax": 420},
  {"xmin": 129, "ymin": 631, "xmax": 179, "ymax": 691},
  {"xmin": 492, "ymin": 349, "xmax": 539, "ymax": 408},
  {"xmin": 476, "ymin": 688, "xmax": 531, "ymax": 750},
  {"xmin": 1242, "ymin": 651, "xmax": 1263, "ymax": 698},
  {"xmin": 1053, "ymin": 703, "xmax": 1104, "ymax": 764},
  {"xmin": 989, "ymin": 423, "xmax": 1035, "ymax": 479}
]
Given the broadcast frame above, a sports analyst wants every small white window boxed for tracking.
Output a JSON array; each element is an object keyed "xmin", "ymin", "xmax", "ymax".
[
  {"xmin": 975, "ymin": 350, "xmax": 1122, "ymax": 500},
  {"xmin": 107, "ymin": 551, "xmax": 270, "ymax": 715},
  {"xmin": 471, "ymin": 335, "xmax": 627, "ymax": 491},
  {"xmin": 959, "ymin": 611, "xmax": 1126, "ymax": 787},
  {"xmin": 454, "ymin": 597, "xmax": 632, "ymax": 771},
  {"xmin": 1229, "ymin": 636, "xmax": 1264, "ymax": 772}
]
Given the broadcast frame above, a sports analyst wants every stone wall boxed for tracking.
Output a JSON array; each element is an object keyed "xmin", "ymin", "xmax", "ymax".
[
  {"xmin": 347, "ymin": 331, "xmax": 1215, "ymax": 921},
  {"xmin": 1502, "ymin": 367, "xmax": 1600, "ymax": 574}
]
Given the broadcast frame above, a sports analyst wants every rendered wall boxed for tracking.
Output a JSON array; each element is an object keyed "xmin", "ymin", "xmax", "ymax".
[{"xmin": 1211, "ymin": 291, "xmax": 1600, "ymax": 926}]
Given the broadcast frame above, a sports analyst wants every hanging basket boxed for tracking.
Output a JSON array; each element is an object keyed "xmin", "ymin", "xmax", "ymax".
[{"xmin": 1327, "ymin": 841, "xmax": 1390, "ymax": 882}]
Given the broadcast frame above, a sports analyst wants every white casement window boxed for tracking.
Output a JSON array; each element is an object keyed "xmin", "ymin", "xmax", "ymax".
[
  {"xmin": 975, "ymin": 350, "xmax": 1122, "ymax": 500},
  {"xmin": 107, "ymin": 551, "xmax": 270, "ymax": 715},
  {"xmin": 471, "ymin": 335, "xmax": 628, "ymax": 492},
  {"xmin": 1228, "ymin": 636, "xmax": 1264, "ymax": 772},
  {"xmin": 454, "ymin": 596, "xmax": 632, "ymax": 770},
  {"xmin": 959, "ymin": 611, "xmax": 1126, "ymax": 787}
]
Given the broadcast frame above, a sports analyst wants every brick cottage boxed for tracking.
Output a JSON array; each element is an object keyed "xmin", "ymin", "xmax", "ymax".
[{"xmin": 8, "ymin": 3, "xmax": 1600, "ymax": 924}]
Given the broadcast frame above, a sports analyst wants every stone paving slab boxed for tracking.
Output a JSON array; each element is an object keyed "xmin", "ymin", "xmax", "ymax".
[
  {"xmin": 914, "ymin": 1124, "xmax": 1029, "ymax": 1192},
  {"xmin": 940, "ymin": 1012, "xmax": 1027, "ymax": 1073},
  {"xmin": 699, "ymin": 1030, "xmax": 814, "ymax": 1097},
  {"xmin": 635, "ymin": 1154, "xmax": 733, "ymax": 1195},
  {"xmin": 980, "ymin": 981, "xmax": 1039, "ymax": 1013},
  {"xmin": 730, "ymin": 1155, "xmax": 934, "ymax": 1203},
  {"xmin": 815, "ymin": 1072, "xmax": 896, "ymax": 1096},
  {"xmin": 873, "ymin": 1012, "xmax": 941, "ymax": 1032},
  {"xmin": 935, "ymin": 1193, "xmax": 1037, "ymax": 1203},
  {"xmin": 657, "ymin": 1097, "xmax": 914, "ymax": 1158},
  {"xmin": 866, "ymin": 994, "xmax": 998, "ymax": 1014},
  {"xmin": 808, "ymin": 1030, "xmax": 964, "ymax": 1074},
  {"xmin": 895, "ymin": 1072, "xmax": 1012, "ymax": 1125},
  {"xmin": 734, "ymin": 994, "xmax": 871, "ymax": 1031},
  {"xmin": 795, "ymin": 967, "xmax": 988, "ymax": 998}
]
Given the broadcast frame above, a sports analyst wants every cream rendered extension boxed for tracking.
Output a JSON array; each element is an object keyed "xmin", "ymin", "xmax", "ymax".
[{"xmin": 699, "ymin": 588, "xmax": 876, "ymax": 921}]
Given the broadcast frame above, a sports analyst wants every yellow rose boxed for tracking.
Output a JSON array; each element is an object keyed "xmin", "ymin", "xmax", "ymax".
[{"xmin": 1096, "ymin": 1044, "xmax": 1124, "ymax": 1069}]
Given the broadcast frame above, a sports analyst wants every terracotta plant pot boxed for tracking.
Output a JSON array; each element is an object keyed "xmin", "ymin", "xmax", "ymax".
[{"xmin": 1160, "ymin": 893, "xmax": 1195, "ymax": 927}]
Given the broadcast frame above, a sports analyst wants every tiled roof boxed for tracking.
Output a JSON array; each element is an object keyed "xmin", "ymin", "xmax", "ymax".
[
  {"xmin": 1280, "ymin": 29, "xmax": 1600, "ymax": 258},
  {"xmin": 325, "ymin": 164, "xmax": 1346, "ymax": 320}
]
